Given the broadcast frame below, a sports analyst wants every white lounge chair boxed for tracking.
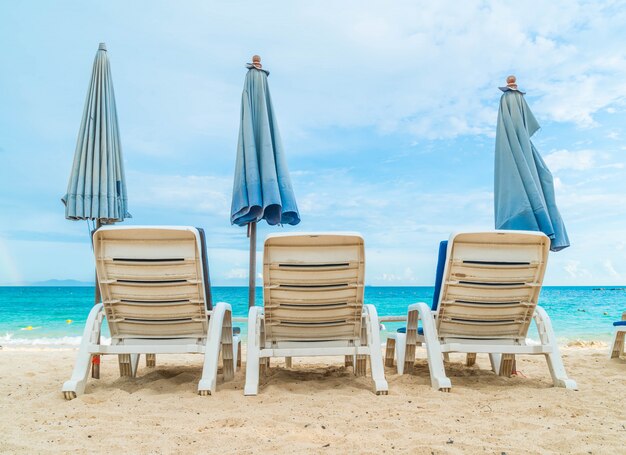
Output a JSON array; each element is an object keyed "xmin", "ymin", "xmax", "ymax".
[
  {"xmin": 609, "ymin": 311, "xmax": 626, "ymax": 359},
  {"xmin": 62, "ymin": 226, "xmax": 240, "ymax": 399},
  {"xmin": 244, "ymin": 233, "xmax": 388, "ymax": 395},
  {"xmin": 386, "ymin": 231, "xmax": 576, "ymax": 391}
]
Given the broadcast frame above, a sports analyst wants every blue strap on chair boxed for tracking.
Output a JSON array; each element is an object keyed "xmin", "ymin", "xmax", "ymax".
[
  {"xmin": 431, "ymin": 240, "xmax": 448, "ymax": 311},
  {"xmin": 397, "ymin": 240, "xmax": 448, "ymax": 334},
  {"xmin": 613, "ymin": 321, "xmax": 626, "ymax": 327}
]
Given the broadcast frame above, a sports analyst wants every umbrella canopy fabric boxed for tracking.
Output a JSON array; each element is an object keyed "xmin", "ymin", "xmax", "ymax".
[
  {"xmin": 230, "ymin": 64, "xmax": 300, "ymax": 227},
  {"xmin": 494, "ymin": 88, "xmax": 569, "ymax": 252},
  {"xmin": 62, "ymin": 43, "xmax": 129, "ymax": 222}
]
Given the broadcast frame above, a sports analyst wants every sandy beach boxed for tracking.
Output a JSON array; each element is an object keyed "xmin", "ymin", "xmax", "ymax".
[{"xmin": 0, "ymin": 344, "xmax": 623, "ymax": 454}]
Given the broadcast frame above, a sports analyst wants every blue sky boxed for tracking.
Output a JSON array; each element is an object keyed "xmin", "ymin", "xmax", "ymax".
[{"xmin": 1, "ymin": 1, "xmax": 625, "ymax": 286}]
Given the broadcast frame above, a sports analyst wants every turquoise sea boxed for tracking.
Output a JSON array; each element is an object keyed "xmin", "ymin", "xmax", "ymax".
[{"xmin": 0, "ymin": 286, "xmax": 623, "ymax": 346}]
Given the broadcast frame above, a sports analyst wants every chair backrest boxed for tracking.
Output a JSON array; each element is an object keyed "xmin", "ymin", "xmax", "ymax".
[
  {"xmin": 93, "ymin": 226, "xmax": 210, "ymax": 339},
  {"xmin": 263, "ymin": 233, "xmax": 365, "ymax": 342},
  {"xmin": 436, "ymin": 231, "xmax": 549, "ymax": 340}
]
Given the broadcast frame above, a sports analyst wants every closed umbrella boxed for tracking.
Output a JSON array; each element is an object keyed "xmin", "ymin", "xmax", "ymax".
[
  {"xmin": 494, "ymin": 75, "xmax": 569, "ymax": 252},
  {"xmin": 62, "ymin": 42, "xmax": 130, "ymax": 376},
  {"xmin": 231, "ymin": 55, "xmax": 300, "ymax": 307},
  {"xmin": 63, "ymin": 43, "xmax": 129, "ymax": 223}
]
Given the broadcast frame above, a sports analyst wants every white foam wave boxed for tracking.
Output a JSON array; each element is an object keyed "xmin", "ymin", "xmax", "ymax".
[{"xmin": 0, "ymin": 333, "xmax": 111, "ymax": 346}]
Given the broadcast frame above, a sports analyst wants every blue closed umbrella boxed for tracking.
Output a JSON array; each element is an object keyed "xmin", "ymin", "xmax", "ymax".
[
  {"xmin": 494, "ymin": 76, "xmax": 569, "ymax": 252},
  {"xmin": 62, "ymin": 43, "xmax": 130, "ymax": 223},
  {"xmin": 230, "ymin": 56, "xmax": 300, "ymax": 307}
]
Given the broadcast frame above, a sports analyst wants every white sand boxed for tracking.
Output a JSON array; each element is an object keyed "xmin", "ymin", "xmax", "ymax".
[{"xmin": 0, "ymin": 345, "xmax": 624, "ymax": 454}]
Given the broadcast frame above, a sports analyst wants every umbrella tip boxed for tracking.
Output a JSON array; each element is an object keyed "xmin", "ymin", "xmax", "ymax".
[
  {"xmin": 98, "ymin": 42, "xmax": 107, "ymax": 51},
  {"xmin": 506, "ymin": 75, "xmax": 517, "ymax": 89},
  {"xmin": 252, "ymin": 55, "xmax": 262, "ymax": 69}
]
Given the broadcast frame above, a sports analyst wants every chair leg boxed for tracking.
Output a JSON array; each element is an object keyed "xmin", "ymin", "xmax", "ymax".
[
  {"xmin": 410, "ymin": 302, "xmax": 451, "ymax": 391},
  {"xmin": 364, "ymin": 305, "xmax": 388, "ymax": 395},
  {"xmin": 466, "ymin": 353, "xmax": 477, "ymax": 366},
  {"xmin": 403, "ymin": 309, "xmax": 419, "ymax": 374},
  {"xmin": 355, "ymin": 315, "xmax": 368, "ymax": 376},
  {"xmin": 220, "ymin": 311, "xmax": 235, "ymax": 381},
  {"xmin": 91, "ymin": 354, "xmax": 100, "ymax": 379},
  {"xmin": 285, "ymin": 357, "xmax": 292, "ymax": 368},
  {"xmin": 489, "ymin": 353, "xmax": 502, "ymax": 373},
  {"xmin": 344, "ymin": 355, "xmax": 353, "ymax": 368},
  {"xmin": 385, "ymin": 337, "xmax": 396, "ymax": 367},
  {"xmin": 62, "ymin": 305, "xmax": 105, "ymax": 400},
  {"xmin": 232, "ymin": 336, "xmax": 240, "ymax": 373},
  {"xmin": 534, "ymin": 306, "xmax": 577, "ymax": 389},
  {"xmin": 395, "ymin": 333, "xmax": 407, "ymax": 375},
  {"xmin": 260, "ymin": 357, "xmax": 270, "ymax": 375},
  {"xmin": 118, "ymin": 354, "xmax": 136, "ymax": 377},
  {"xmin": 198, "ymin": 302, "xmax": 232, "ymax": 395},
  {"xmin": 544, "ymin": 351, "xmax": 577, "ymax": 389},
  {"xmin": 355, "ymin": 356, "xmax": 367, "ymax": 376},
  {"xmin": 499, "ymin": 354, "xmax": 515, "ymax": 377},
  {"xmin": 610, "ymin": 330, "xmax": 625, "ymax": 359},
  {"xmin": 63, "ymin": 351, "xmax": 94, "ymax": 400},
  {"xmin": 146, "ymin": 354, "xmax": 156, "ymax": 367},
  {"xmin": 91, "ymin": 335, "xmax": 101, "ymax": 379},
  {"xmin": 244, "ymin": 307, "xmax": 263, "ymax": 396},
  {"xmin": 443, "ymin": 353, "xmax": 450, "ymax": 362},
  {"xmin": 130, "ymin": 354, "xmax": 140, "ymax": 377}
]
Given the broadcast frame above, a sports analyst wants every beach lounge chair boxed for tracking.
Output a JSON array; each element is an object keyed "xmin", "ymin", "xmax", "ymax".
[
  {"xmin": 62, "ymin": 226, "xmax": 240, "ymax": 399},
  {"xmin": 385, "ymin": 231, "xmax": 576, "ymax": 391},
  {"xmin": 609, "ymin": 311, "xmax": 626, "ymax": 359},
  {"xmin": 244, "ymin": 233, "xmax": 388, "ymax": 395}
]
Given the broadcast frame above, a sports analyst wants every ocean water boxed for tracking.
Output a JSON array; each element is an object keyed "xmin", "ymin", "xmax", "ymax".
[{"xmin": 0, "ymin": 286, "xmax": 623, "ymax": 346}]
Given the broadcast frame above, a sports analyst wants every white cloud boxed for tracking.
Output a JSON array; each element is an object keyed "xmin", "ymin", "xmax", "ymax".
[
  {"xmin": 543, "ymin": 149, "xmax": 596, "ymax": 172},
  {"xmin": 43, "ymin": 0, "xmax": 625, "ymax": 150},
  {"xmin": 564, "ymin": 260, "xmax": 591, "ymax": 279},
  {"xmin": 225, "ymin": 268, "xmax": 247, "ymax": 279},
  {"xmin": 378, "ymin": 267, "xmax": 417, "ymax": 283},
  {"xmin": 606, "ymin": 131, "xmax": 621, "ymax": 140},
  {"xmin": 128, "ymin": 172, "xmax": 231, "ymax": 216},
  {"xmin": 603, "ymin": 260, "xmax": 621, "ymax": 279}
]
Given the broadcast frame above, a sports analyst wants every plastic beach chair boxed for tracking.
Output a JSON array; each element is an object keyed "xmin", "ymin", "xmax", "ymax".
[
  {"xmin": 244, "ymin": 233, "xmax": 388, "ymax": 395},
  {"xmin": 62, "ymin": 226, "xmax": 240, "ymax": 399},
  {"xmin": 385, "ymin": 231, "xmax": 577, "ymax": 391}
]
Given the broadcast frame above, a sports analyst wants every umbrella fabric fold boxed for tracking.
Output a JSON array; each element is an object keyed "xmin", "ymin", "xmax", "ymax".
[
  {"xmin": 230, "ymin": 65, "xmax": 300, "ymax": 227},
  {"xmin": 494, "ymin": 89, "xmax": 569, "ymax": 251},
  {"xmin": 62, "ymin": 43, "xmax": 129, "ymax": 222}
]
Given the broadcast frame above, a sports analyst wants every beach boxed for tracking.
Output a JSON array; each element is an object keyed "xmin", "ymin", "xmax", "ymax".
[
  {"xmin": 3, "ymin": 1, "xmax": 626, "ymax": 454},
  {"xmin": 1, "ymin": 344, "xmax": 624, "ymax": 454}
]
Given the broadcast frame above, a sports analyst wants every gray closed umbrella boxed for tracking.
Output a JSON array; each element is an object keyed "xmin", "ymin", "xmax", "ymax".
[
  {"xmin": 62, "ymin": 43, "xmax": 130, "ymax": 223},
  {"xmin": 494, "ymin": 75, "xmax": 569, "ymax": 252},
  {"xmin": 230, "ymin": 55, "xmax": 300, "ymax": 307},
  {"xmin": 62, "ymin": 43, "xmax": 130, "ymax": 377}
]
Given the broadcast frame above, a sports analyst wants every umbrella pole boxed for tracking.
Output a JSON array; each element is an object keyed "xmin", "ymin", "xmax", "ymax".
[
  {"xmin": 92, "ymin": 219, "xmax": 102, "ymax": 379},
  {"xmin": 248, "ymin": 221, "xmax": 257, "ymax": 308}
]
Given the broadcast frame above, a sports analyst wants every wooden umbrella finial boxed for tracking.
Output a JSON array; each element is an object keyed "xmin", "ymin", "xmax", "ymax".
[
  {"xmin": 252, "ymin": 55, "xmax": 262, "ymax": 69},
  {"xmin": 506, "ymin": 75, "xmax": 518, "ymax": 90}
]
